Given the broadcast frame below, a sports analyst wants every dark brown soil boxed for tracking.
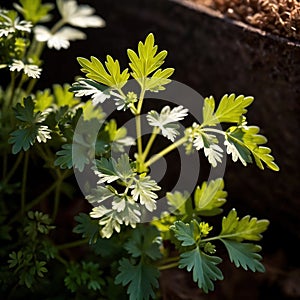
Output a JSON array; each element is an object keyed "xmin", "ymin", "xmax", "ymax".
[{"xmin": 189, "ymin": 0, "xmax": 300, "ymax": 41}]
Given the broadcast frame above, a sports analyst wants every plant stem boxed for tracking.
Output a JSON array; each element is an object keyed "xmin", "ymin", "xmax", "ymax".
[
  {"xmin": 3, "ymin": 152, "xmax": 24, "ymax": 184},
  {"xmin": 141, "ymin": 127, "xmax": 159, "ymax": 161},
  {"xmin": 21, "ymin": 151, "xmax": 29, "ymax": 216},
  {"xmin": 135, "ymin": 87, "xmax": 146, "ymax": 171},
  {"xmin": 52, "ymin": 178, "xmax": 62, "ymax": 221},
  {"xmin": 144, "ymin": 136, "xmax": 187, "ymax": 167},
  {"xmin": 57, "ymin": 238, "xmax": 89, "ymax": 250},
  {"xmin": 202, "ymin": 127, "xmax": 226, "ymax": 136},
  {"xmin": 157, "ymin": 261, "xmax": 179, "ymax": 271}
]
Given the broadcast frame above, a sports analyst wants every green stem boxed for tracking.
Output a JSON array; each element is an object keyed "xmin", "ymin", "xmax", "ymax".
[
  {"xmin": 52, "ymin": 178, "xmax": 62, "ymax": 221},
  {"xmin": 2, "ymin": 150, "xmax": 7, "ymax": 179},
  {"xmin": 55, "ymin": 253, "xmax": 68, "ymax": 266},
  {"xmin": 21, "ymin": 151, "xmax": 29, "ymax": 216},
  {"xmin": 3, "ymin": 152, "xmax": 24, "ymax": 184},
  {"xmin": 141, "ymin": 127, "xmax": 159, "ymax": 161},
  {"xmin": 135, "ymin": 88, "xmax": 146, "ymax": 171},
  {"xmin": 57, "ymin": 238, "xmax": 89, "ymax": 250},
  {"xmin": 157, "ymin": 261, "xmax": 179, "ymax": 271},
  {"xmin": 202, "ymin": 127, "xmax": 226, "ymax": 136},
  {"xmin": 9, "ymin": 170, "xmax": 72, "ymax": 224},
  {"xmin": 158, "ymin": 256, "xmax": 180, "ymax": 265},
  {"xmin": 144, "ymin": 136, "xmax": 187, "ymax": 167}
]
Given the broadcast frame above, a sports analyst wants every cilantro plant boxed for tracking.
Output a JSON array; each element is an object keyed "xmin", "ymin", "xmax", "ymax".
[{"xmin": 0, "ymin": 1, "xmax": 279, "ymax": 299}]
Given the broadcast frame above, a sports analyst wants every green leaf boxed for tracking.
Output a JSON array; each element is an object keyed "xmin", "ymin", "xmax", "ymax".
[
  {"xmin": 131, "ymin": 175, "xmax": 161, "ymax": 212},
  {"xmin": 220, "ymin": 209, "xmax": 269, "ymax": 242},
  {"xmin": 124, "ymin": 226, "xmax": 162, "ymax": 260},
  {"xmin": 171, "ymin": 220, "xmax": 198, "ymax": 247},
  {"xmin": 65, "ymin": 261, "xmax": 104, "ymax": 293},
  {"xmin": 73, "ymin": 213, "xmax": 100, "ymax": 244},
  {"xmin": 77, "ymin": 55, "xmax": 129, "ymax": 89},
  {"xmin": 226, "ymin": 125, "xmax": 279, "ymax": 171},
  {"xmin": 178, "ymin": 248, "xmax": 223, "ymax": 293},
  {"xmin": 166, "ymin": 190, "xmax": 193, "ymax": 217},
  {"xmin": 53, "ymin": 84, "xmax": 79, "ymax": 107},
  {"xmin": 9, "ymin": 124, "xmax": 51, "ymax": 154},
  {"xmin": 34, "ymin": 89, "xmax": 53, "ymax": 111},
  {"xmin": 127, "ymin": 33, "xmax": 169, "ymax": 87},
  {"xmin": 145, "ymin": 67, "xmax": 174, "ymax": 92},
  {"xmin": 14, "ymin": 0, "xmax": 54, "ymax": 24},
  {"xmin": 202, "ymin": 94, "xmax": 253, "ymax": 126},
  {"xmin": 81, "ymin": 100, "xmax": 106, "ymax": 121},
  {"xmin": 54, "ymin": 142, "xmax": 90, "ymax": 172},
  {"xmin": 221, "ymin": 240, "xmax": 265, "ymax": 272},
  {"xmin": 115, "ymin": 258, "xmax": 159, "ymax": 300},
  {"xmin": 215, "ymin": 94, "xmax": 254, "ymax": 123},
  {"xmin": 9, "ymin": 97, "xmax": 51, "ymax": 153},
  {"xmin": 193, "ymin": 179, "xmax": 227, "ymax": 216}
]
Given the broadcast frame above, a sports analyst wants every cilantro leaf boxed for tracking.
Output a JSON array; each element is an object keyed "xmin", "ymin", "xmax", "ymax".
[
  {"xmin": 225, "ymin": 125, "xmax": 279, "ymax": 171},
  {"xmin": 220, "ymin": 209, "xmax": 270, "ymax": 242},
  {"xmin": 131, "ymin": 175, "xmax": 160, "ymax": 212},
  {"xmin": 193, "ymin": 179, "xmax": 227, "ymax": 216},
  {"xmin": 73, "ymin": 213, "xmax": 100, "ymax": 244},
  {"xmin": 14, "ymin": 0, "xmax": 54, "ymax": 24},
  {"xmin": 202, "ymin": 94, "xmax": 253, "ymax": 126},
  {"xmin": 171, "ymin": 220, "xmax": 199, "ymax": 247},
  {"xmin": 53, "ymin": 83, "xmax": 79, "ymax": 107},
  {"xmin": 69, "ymin": 78, "xmax": 110, "ymax": 105},
  {"xmin": 127, "ymin": 33, "xmax": 170, "ymax": 88},
  {"xmin": 124, "ymin": 226, "xmax": 162, "ymax": 260},
  {"xmin": 147, "ymin": 105, "xmax": 189, "ymax": 141},
  {"xmin": 178, "ymin": 248, "xmax": 223, "ymax": 293},
  {"xmin": 115, "ymin": 258, "xmax": 159, "ymax": 300},
  {"xmin": 77, "ymin": 55, "xmax": 129, "ymax": 89},
  {"xmin": 220, "ymin": 240, "xmax": 265, "ymax": 272}
]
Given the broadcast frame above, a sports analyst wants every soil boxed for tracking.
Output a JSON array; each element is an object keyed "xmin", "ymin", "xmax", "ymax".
[{"xmin": 189, "ymin": 0, "xmax": 300, "ymax": 41}]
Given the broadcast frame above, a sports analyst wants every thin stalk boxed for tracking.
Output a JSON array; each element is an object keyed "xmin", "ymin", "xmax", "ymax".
[
  {"xmin": 158, "ymin": 256, "xmax": 180, "ymax": 265},
  {"xmin": 135, "ymin": 88, "xmax": 146, "ymax": 170},
  {"xmin": 21, "ymin": 151, "xmax": 29, "ymax": 216},
  {"xmin": 2, "ymin": 150, "xmax": 7, "ymax": 179},
  {"xmin": 141, "ymin": 127, "xmax": 159, "ymax": 161},
  {"xmin": 57, "ymin": 238, "xmax": 89, "ymax": 250},
  {"xmin": 157, "ymin": 261, "xmax": 179, "ymax": 271},
  {"xmin": 52, "ymin": 179, "xmax": 62, "ymax": 220},
  {"xmin": 144, "ymin": 136, "xmax": 187, "ymax": 167},
  {"xmin": 9, "ymin": 170, "xmax": 72, "ymax": 224},
  {"xmin": 3, "ymin": 152, "xmax": 24, "ymax": 184},
  {"xmin": 202, "ymin": 127, "xmax": 226, "ymax": 136}
]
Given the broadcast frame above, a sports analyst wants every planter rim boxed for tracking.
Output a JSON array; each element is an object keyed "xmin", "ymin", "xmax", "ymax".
[{"xmin": 172, "ymin": 0, "xmax": 300, "ymax": 48}]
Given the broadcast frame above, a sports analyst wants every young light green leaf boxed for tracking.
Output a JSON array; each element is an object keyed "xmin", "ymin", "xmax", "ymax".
[
  {"xmin": 202, "ymin": 94, "xmax": 254, "ymax": 126},
  {"xmin": 53, "ymin": 83, "xmax": 79, "ymax": 107},
  {"xmin": 166, "ymin": 190, "xmax": 192, "ymax": 216},
  {"xmin": 220, "ymin": 209, "xmax": 270, "ymax": 242},
  {"xmin": 226, "ymin": 125, "xmax": 279, "ymax": 171},
  {"xmin": 77, "ymin": 55, "xmax": 129, "ymax": 89},
  {"xmin": 220, "ymin": 240, "xmax": 265, "ymax": 272},
  {"xmin": 14, "ymin": 0, "xmax": 54, "ymax": 24},
  {"xmin": 34, "ymin": 89, "xmax": 53, "ymax": 111},
  {"xmin": 215, "ymin": 94, "xmax": 254, "ymax": 123},
  {"xmin": 178, "ymin": 248, "xmax": 223, "ymax": 293},
  {"xmin": 127, "ymin": 33, "xmax": 169, "ymax": 87},
  {"xmin": 194, "ymin": 179, "xmax": 227, "ymax": 216},
  {"xmin": 115, "ymin": 258, "xmax": 160, "ymax": 300},
  {"xmin": 145, "ymin": 68, "xmax": 174, "ymax": 92}
]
